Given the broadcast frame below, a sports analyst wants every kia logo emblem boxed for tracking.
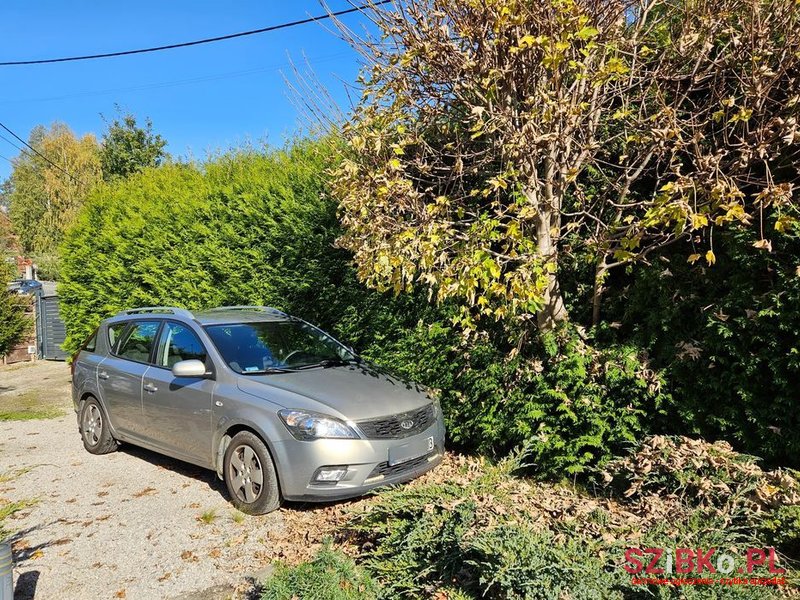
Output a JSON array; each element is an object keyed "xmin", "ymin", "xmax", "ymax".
[{"xmin": 400, "ymin": 420, "xmax": 414, "ymax": 430}]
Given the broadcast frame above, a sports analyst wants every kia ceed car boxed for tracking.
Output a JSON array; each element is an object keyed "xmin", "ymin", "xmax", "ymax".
[{"xmin": 71, "ymin": 306, "xmax": 444, "ymax": 514}]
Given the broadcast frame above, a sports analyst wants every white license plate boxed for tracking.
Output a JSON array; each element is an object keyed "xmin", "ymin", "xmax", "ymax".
[{"xmin": 388, "ymin": 436, "xmax": 435, "ymax": 466}]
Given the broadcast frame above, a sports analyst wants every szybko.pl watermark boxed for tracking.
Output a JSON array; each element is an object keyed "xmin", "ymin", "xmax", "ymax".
[{"xmin": 624, "ymin": 547, "xmax": 787, "ymax": 587}]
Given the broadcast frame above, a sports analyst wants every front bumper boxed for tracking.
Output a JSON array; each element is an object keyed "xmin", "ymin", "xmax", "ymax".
[{"xmin": 272, "ymin": 414, "xmax": 445, "ymax": 501}]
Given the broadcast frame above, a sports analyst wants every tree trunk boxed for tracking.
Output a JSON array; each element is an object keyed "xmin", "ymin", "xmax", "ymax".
[
  {"xmin": 591, "ymin": 259, "xmax": 607, "ymax": 327},
  {"xmin": 535, "ymin": 209, "xmax": 568, "ymax": 331}
]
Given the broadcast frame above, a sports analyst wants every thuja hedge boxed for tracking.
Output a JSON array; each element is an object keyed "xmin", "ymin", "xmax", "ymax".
[
  {"xmin": 60, "ymin": 142, "xmax": 350, "ymax": 353},
  {"xmin": 59, "ymin": 140, "xmax": 666, "ymax": 476},
  {"xmin": 601, "ymin": 223, "xmax": 800, "ymax": 468}
]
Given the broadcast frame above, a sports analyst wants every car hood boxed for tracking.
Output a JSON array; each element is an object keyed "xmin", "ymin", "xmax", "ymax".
[{"xmin": 236, "ymin": 363, "xmax": 432, "ymax": 421}]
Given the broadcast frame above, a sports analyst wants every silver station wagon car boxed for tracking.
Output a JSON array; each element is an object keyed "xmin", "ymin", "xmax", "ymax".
[{"xmin": 71, "ymin": 306, "xmax": 444, "ymax": 514}]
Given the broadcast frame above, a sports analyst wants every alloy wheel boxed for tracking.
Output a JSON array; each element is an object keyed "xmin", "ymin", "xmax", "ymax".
[
  {"xmin": 82, "ymin": 404, "xmax": 102, "ymax": 446},
  {"xmin": 228, "ymin": 444, "xmax": 263, "ymax": 503}
]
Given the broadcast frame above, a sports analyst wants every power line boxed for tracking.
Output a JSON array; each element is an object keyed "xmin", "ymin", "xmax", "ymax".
[
  {"xmin": 0, "ymin": 121, "xmax": 81, "ymax": 183},
  {"xmin": 0, "ymin": 51, "xmax": 352, "ymax": 105},
  {"xmin": 0, "ymin": 1, "xmax": 390, "ymax": 66},
  {"xmin": 0, "ymin": 132, "xmax": 25, "ymax": 154}
]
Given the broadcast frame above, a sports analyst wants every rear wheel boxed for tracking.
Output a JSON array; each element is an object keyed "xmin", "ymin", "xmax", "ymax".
[
  {"xmin": 223, "ymin": 431, "xmax": 281, "ymax": 515},
  {"xmin": 79, "ymin": 397, "xmax": 118, "ymax": 455}
]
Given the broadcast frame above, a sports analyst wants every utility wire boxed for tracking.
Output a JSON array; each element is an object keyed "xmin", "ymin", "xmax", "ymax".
[
  {"xmin": 0, "ymin": 1, "xmax": 391, "ymax": 66},
  {"xmin": 0, "ymin": 131, "xmax": 25, "ymax": 154},
  {"xmin": 0, "ymin": 121, "xmax": 81, "ymax": 183},
  {"xmin": 0, "ymin": 51, "xmax": 352, "ymax": 105}
]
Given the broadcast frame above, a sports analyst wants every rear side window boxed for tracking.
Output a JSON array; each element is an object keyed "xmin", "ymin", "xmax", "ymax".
[
  {"xmin": 83, "ymin": 331, "xmax": 98, "ymax": 353},
  {"xmin": 107, "ymin": 322, "xmax": 128, "ymax": 352},
  {"xmin": 156, "ymin": 322, "xmax": 207, "ymax": 368},
  {"xmin": 116, "ymin": 321, "xmax": 161, "ymax": 363}
]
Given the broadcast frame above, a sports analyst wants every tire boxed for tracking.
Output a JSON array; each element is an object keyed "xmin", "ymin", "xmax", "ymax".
[
  {"xmin": 79, "ymin": 397, "xmax": 118, "ymax": 455},
  {"xmin": 223, "ymin": 431, "xmax": 281, "ymax": 515}
]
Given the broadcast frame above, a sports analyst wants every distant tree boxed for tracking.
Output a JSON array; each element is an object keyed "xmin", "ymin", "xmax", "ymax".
[
  {"xmin": 7, "ymin": 123, "xmax": 102, "ymax": 258},
  {"xmin": 99, "ymin": 109, "xmax": 167, "ymax": 180},
  {"xmin": 0, "ymin": 179, "xmax": 10, "ymax": 211},
  {"xmin": 330, "ymin": 0, "xmax": 800, "ymax": 334},
  {"xmin": 0, "ymin": 180, "xmax": 15, "ymax": 257},
  {"xmin": 0, "ymin": 210, "xmax": 16, "ymax": 257}
]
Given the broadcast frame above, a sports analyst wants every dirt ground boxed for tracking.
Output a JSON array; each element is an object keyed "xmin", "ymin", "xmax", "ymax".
[
  {"xmin": 0, "ymin": 361, "xmax": 366, "ymax": 600},
  {"xmin": 0, "ymin": 360, "xmax": 72, "ymax": 420}
]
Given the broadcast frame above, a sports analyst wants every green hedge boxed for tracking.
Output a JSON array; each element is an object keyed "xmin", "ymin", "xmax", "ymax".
[
  {"xmin": 601, "ymin": 223, "xmax": 800, "ymax": 467},
  {"xmin": 60, "ymin": 142, "xmax": 352, "ymax": 353}
]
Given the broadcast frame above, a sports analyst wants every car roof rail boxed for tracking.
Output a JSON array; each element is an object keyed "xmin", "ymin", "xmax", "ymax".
[
  {"xmin": 205, "ymin": 305, "xmax": 287, "ymax": 317},
  {"xmin": 116, "ymin": 306, "xmax": 195, "ymax": 319}
]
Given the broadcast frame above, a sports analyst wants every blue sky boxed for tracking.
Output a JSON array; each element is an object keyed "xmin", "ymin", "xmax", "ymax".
[{"xmin": 0, "ymin": 0, "xmax": 369, "ymax": 180}]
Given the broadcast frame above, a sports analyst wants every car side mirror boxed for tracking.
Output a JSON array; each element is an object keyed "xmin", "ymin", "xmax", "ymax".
[{"xmin": 171, "ymin": 359, "xmax": 208, "ymax": 378}]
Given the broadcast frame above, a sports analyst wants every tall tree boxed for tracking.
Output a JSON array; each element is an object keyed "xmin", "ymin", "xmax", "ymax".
[
  {"xmin": 330, "ymin": 0, "xmax": 800, "ymax": 334},
  {"xmin": 7, "ymin": 123, "xmax": 102, "ymax": 258},
  {"xmin": 0, "ymin": 178, "xmax": 11, "ymax": 211},
  {"xmin": 0, "ymin": 209, "xmax": 16, "ymax": 257},
  {"xmin": 99, "ymin": 110, "xmax": 167, "ymax": 180}
]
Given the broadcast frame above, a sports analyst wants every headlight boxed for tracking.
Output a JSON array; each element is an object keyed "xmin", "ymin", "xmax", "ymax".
[{"xmin": 278, "ymin": 409, "xmax": 359, "ymax": 440}]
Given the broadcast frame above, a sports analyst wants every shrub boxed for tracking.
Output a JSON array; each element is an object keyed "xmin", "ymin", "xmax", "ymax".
[
  {"xmin": 348, "ymin": 462, "xmax": 628, "ymax": 599},
  {"xmin": 761, "ymin": 505, "xmax": 800, "ymax": 559},
  {"xmin": 344, "ymin": 452, "xmax": 789, "ymax": 599},
  {"xmin": 0, "ymin": 264, "xmax": 31, "ymax": 356},
  {"xmin": 467, "ymin": 525, "xmax": 623, "ymax": 600},
  {"xmin": 602, "ymin": 435, "xmax": 800, "ymax": 563},
  {"xmin": 600, "ymin": 435, "xmax": 800, "ymax": 510},
  {"xmin": 261, "ymin": 542, "xmax": 379, "ymax": 600},
  {"xmin": 601, "ymin": 225, "xmax": 800, "ymax": 467},
  {"xmin": 375, "ymin": 323, "xmax": 668, "ymax": 478}
]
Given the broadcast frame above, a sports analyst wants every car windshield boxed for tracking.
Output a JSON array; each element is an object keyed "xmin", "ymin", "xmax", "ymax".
[{"xmin": 204, "ymin": 320, "xmax": 355, "ymax": 374}]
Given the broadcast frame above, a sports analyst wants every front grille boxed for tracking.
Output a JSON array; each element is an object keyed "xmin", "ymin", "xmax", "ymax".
[
  {"xmin": 357, "ymin": 404, "xmax": 435, "ymax": 439},
  {"xmin": 366, "ymin": 452, "xmax": 435, "ymax": 480}
]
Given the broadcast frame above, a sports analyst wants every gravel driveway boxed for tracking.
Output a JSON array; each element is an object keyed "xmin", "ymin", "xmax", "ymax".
[{"xmin": 0, "ymin": 362, "xmax": 358, "ymax": 600}]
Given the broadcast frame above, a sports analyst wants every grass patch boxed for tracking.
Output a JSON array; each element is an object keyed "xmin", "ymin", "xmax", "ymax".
[
  {"xmin": 0, "ymin": 468, "xmax": 31, "ymax": 484},
  {"xmin": 197, "ymin": 509, "xmax": 218, "ymax": 524},
  {"xmin": 0, "ymin": 498, "xmax": 38, "ymax": 539},
  {"xmin": 0, "ymin": 499, "xmax": 36, "ymax": 522},
  {"xmin": 0, "ymin": 362, "xmax": 39, "ymax": 373},
  {"xmin": 0, "ymin": 391, "xmax": 64, "ymax": 421},
  {"xmin": 231, "ymin": 511, "xmax": 245, "ymax": 525}
]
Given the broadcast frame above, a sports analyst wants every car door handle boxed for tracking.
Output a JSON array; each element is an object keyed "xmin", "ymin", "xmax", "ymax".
[
  {"xmin": 98, "ymin": 371, "xmax": 110, "ymax": 380},
  {"xmin": 143, "ymin": 383, "xmax": 158, "ymax": 393}
]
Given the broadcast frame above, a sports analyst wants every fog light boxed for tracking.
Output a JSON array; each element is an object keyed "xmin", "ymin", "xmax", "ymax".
[{"xmin": 313, "ymin": 466, "xmax": 348, "ymax": 483}]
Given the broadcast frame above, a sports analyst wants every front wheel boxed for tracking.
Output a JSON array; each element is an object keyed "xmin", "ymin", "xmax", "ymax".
[
  {"xmin": 223, "ymin": 431, "xmax": 281, "ymax": 515},
  {"xmin": 79, "ymin": 397, "xmax": 118, "ymax": 455}
]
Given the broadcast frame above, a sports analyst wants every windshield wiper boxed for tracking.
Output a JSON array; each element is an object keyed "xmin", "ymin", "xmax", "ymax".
[
  {"xmin": 240, "ymin": 366, "xmax": 298, "ymax": 375},
  {"xmin": 241, "ymin": 358, "xmax": 361, "ymax": 374},
  {"xmin": 291, "ymin": 358, "xmax": 359, "ymax": 370}
]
